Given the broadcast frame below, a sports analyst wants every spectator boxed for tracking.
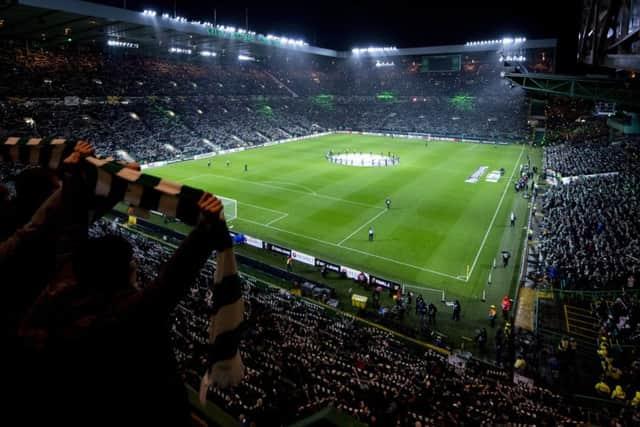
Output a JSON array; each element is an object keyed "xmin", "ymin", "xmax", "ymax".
[{"xmin": 19, "ymin": 193, "xmax": 236, "ymax": 425}]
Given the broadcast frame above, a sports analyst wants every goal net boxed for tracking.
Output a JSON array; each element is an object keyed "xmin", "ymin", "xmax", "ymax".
[{"xmin": 218, "ymin": 196, "xmax": 238, "ymax": 221}]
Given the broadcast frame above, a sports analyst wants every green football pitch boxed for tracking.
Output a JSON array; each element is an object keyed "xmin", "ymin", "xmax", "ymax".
[{"xmin": 148, "ymin": 133, "xmax": 528, "ymax": 300}]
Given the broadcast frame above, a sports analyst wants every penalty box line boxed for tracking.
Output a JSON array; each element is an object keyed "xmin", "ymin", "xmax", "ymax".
[
  {"xmin": 183, "ymin": 173, "xmax": 381, "ymax": 210},
  {"xmin": 236, "ymin": 216, "xmax": 465, "ymax": 282},
  {"xmin": 233, "ymin": 201, "xmax": 289, "ymax": 226}
]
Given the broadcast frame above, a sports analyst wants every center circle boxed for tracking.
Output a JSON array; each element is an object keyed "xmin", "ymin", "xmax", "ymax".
[{"xmin": 326, "ymin": 152, "xmax": 399, "ymax": 168}]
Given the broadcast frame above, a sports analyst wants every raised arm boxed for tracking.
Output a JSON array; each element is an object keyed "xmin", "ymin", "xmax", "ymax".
[
  {"xmin": 140, "ymin": 193, "xmax": 231, "ymax": 312},
  {"xmin": 0, "ymin": 141, "xmax": 95, "ymax": 271},
  {"xmin": 199, "ymin": 216, "xmax": 245, "ymax": 403}
]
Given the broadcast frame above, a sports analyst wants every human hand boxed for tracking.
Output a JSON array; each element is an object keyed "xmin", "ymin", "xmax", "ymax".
[
  {"xmin": 63, "ymin": 141, "xmax": 94, "ymax": 165},
  {"xmin": 198, "ymin": 193, "xmax": 225, "ymax": 224}
]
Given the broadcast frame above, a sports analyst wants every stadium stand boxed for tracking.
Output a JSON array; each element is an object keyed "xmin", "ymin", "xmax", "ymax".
[
  {"xmin": 1, "ymin": 13, "xmax": 639, "ymax": 424},
  {"xmin": 78, "ymin": 220, "xmax": 640, "ymax": 426},
  {"xmin": 0, "ymin": 45, "xmax": 528, "ymax": 165}
]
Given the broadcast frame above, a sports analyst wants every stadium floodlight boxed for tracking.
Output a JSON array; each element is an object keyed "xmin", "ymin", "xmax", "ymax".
[
  {"xmin": 375, "ymin": 60, "xmax": 395, "ymax": 67},
  {"xmin": 107, "ymin": 39, "xmax": 139, "ymax": 49},
  {"xmin": 169, "ymin": 47, "xmax": 192, "ymax": 54},
  {"xmin": 142, "ymin": 10, "xmax": 157, "ymax": 17},
  {"xmin": 162, "ymin": 13, "xmax": 170, "ymax": 19},
  {"xmin": 238, "ymin": 54, "xmax": 255, "ymax": 61},
  {"xmin": 352, "ymin": 46, "xmax": 398, "ymax": 55},
  {"xmin": 200, "ymin": 50, "xmax": 216, "ymax": 57},
  {"xmin": 264, "ymin": 33, "xmax": 306, "ymax": 46}
]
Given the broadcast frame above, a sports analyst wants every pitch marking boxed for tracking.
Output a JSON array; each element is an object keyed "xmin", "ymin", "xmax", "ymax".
[
  {"xmin": 266, "ymin": 212, "xmax": 289, "ymax": 226},
  {"xmin": 337, "ymin": 209, "xmax": 387, "ymax": 246},
  {"xmin": 236, "ymin": 217, "xmax": 464, "ymax": 282},
  {"xmin": 466, "ymin": 145, "xmax": 525, "ymax": 281},
  {"xmin": 263, "ymin": 180, "xmax": 317, "ymax": 195},
  {"xmin": 182, "ymin": 174, "xmax": 380, "ymax": 209}
]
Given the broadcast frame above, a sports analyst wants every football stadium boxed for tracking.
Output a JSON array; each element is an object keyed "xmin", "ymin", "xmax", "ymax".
[{"xmin": 1, "ymin": 0, "xmax": 639, "ymax": 425}]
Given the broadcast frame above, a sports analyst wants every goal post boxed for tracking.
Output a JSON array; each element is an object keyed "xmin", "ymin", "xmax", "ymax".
[{"xmin": 218, "ymin": 196, "xmax": 238, "ymax": 221}]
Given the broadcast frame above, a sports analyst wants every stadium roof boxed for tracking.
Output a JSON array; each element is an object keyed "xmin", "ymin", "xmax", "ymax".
[
  {"xmin": 0, "ymin": 0, "xmax": 338, "ymax": 57},
  {"xmin": 0, "ymin": 0, "xmax": 556, "ymax": 59}
]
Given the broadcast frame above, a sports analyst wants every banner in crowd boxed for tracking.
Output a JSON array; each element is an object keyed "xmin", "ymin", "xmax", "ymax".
[
  {"xmin": 447, "ymin": 353, "xmax": 467, "ymax": 375},
  {"xmin": 560, "ymin": 171, "xmax": 619, "ymax": 185}
]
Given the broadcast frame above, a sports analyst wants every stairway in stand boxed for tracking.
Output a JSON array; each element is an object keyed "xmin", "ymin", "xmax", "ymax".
[{"xmin": 514, "ymin": 287, "xmax": 536, "ymax": 331}]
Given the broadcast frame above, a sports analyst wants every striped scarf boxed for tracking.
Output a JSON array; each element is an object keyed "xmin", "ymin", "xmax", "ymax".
[
  {"xmin": 1, "ymin": 137, "xmax": 204, "ymax": 224},
  {"xmin": 3, "ymin": 136, "xmax": 246, "ymax": 397}
]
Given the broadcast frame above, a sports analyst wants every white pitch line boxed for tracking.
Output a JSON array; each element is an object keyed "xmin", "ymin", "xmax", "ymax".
[
  {"xmin": 237, "ymin": 217, "xmax": 344, "ymax": 247},
  {"xmin": 337, "ymin": 209, "xmax": 387, "ymax": 246},
  {"xmin": 466, "ymin": 145, "xmax": 525, "ymax": 281},
  {"xmin": 263, "ymin": 180, "xmax": 317, "ymax": 195},
  {"xmin": 238, "ymin": 201, "xmax": 288, "ymax": 216},
  {"xmin": 339, "ymin": 243, "xmax": 465, "ymax": 281},
  {"xmin": 238, "ymin": 201, "xmax": 289, "ymax": 225},
  {"xmin": 235, "ymin": 217, "xmax": 464, "ymax": 281},
  {"xmin": 183, "ymin": 174, "xmax": 380, "ymax": 209},
  {"xmin": 266, "ymin": 212, "xmax": 289, "ymax": 226}
]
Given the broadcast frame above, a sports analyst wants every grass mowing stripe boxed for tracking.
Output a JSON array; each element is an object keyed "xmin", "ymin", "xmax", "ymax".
[{"xmin": 148, "ymin": 136, "xmax": 525, "ymax": 292}]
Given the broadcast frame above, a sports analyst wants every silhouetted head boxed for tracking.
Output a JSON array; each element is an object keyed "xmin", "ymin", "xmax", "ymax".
[
  {"xmin": 73, "ymin": 235, "xmax": 136, "ymax": 293},
  {"xmin": 14, "ymin": 167, "xmax": 60, "ymax": 225},
  {"xmin": 0, "ymin": 182, "xmax": 17, "ymax": 240}
]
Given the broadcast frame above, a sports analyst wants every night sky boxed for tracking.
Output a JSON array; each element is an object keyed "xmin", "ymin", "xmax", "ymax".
[{"xmin": 91, "ymin": 0, "xmax": 582, "ymax": 71}]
